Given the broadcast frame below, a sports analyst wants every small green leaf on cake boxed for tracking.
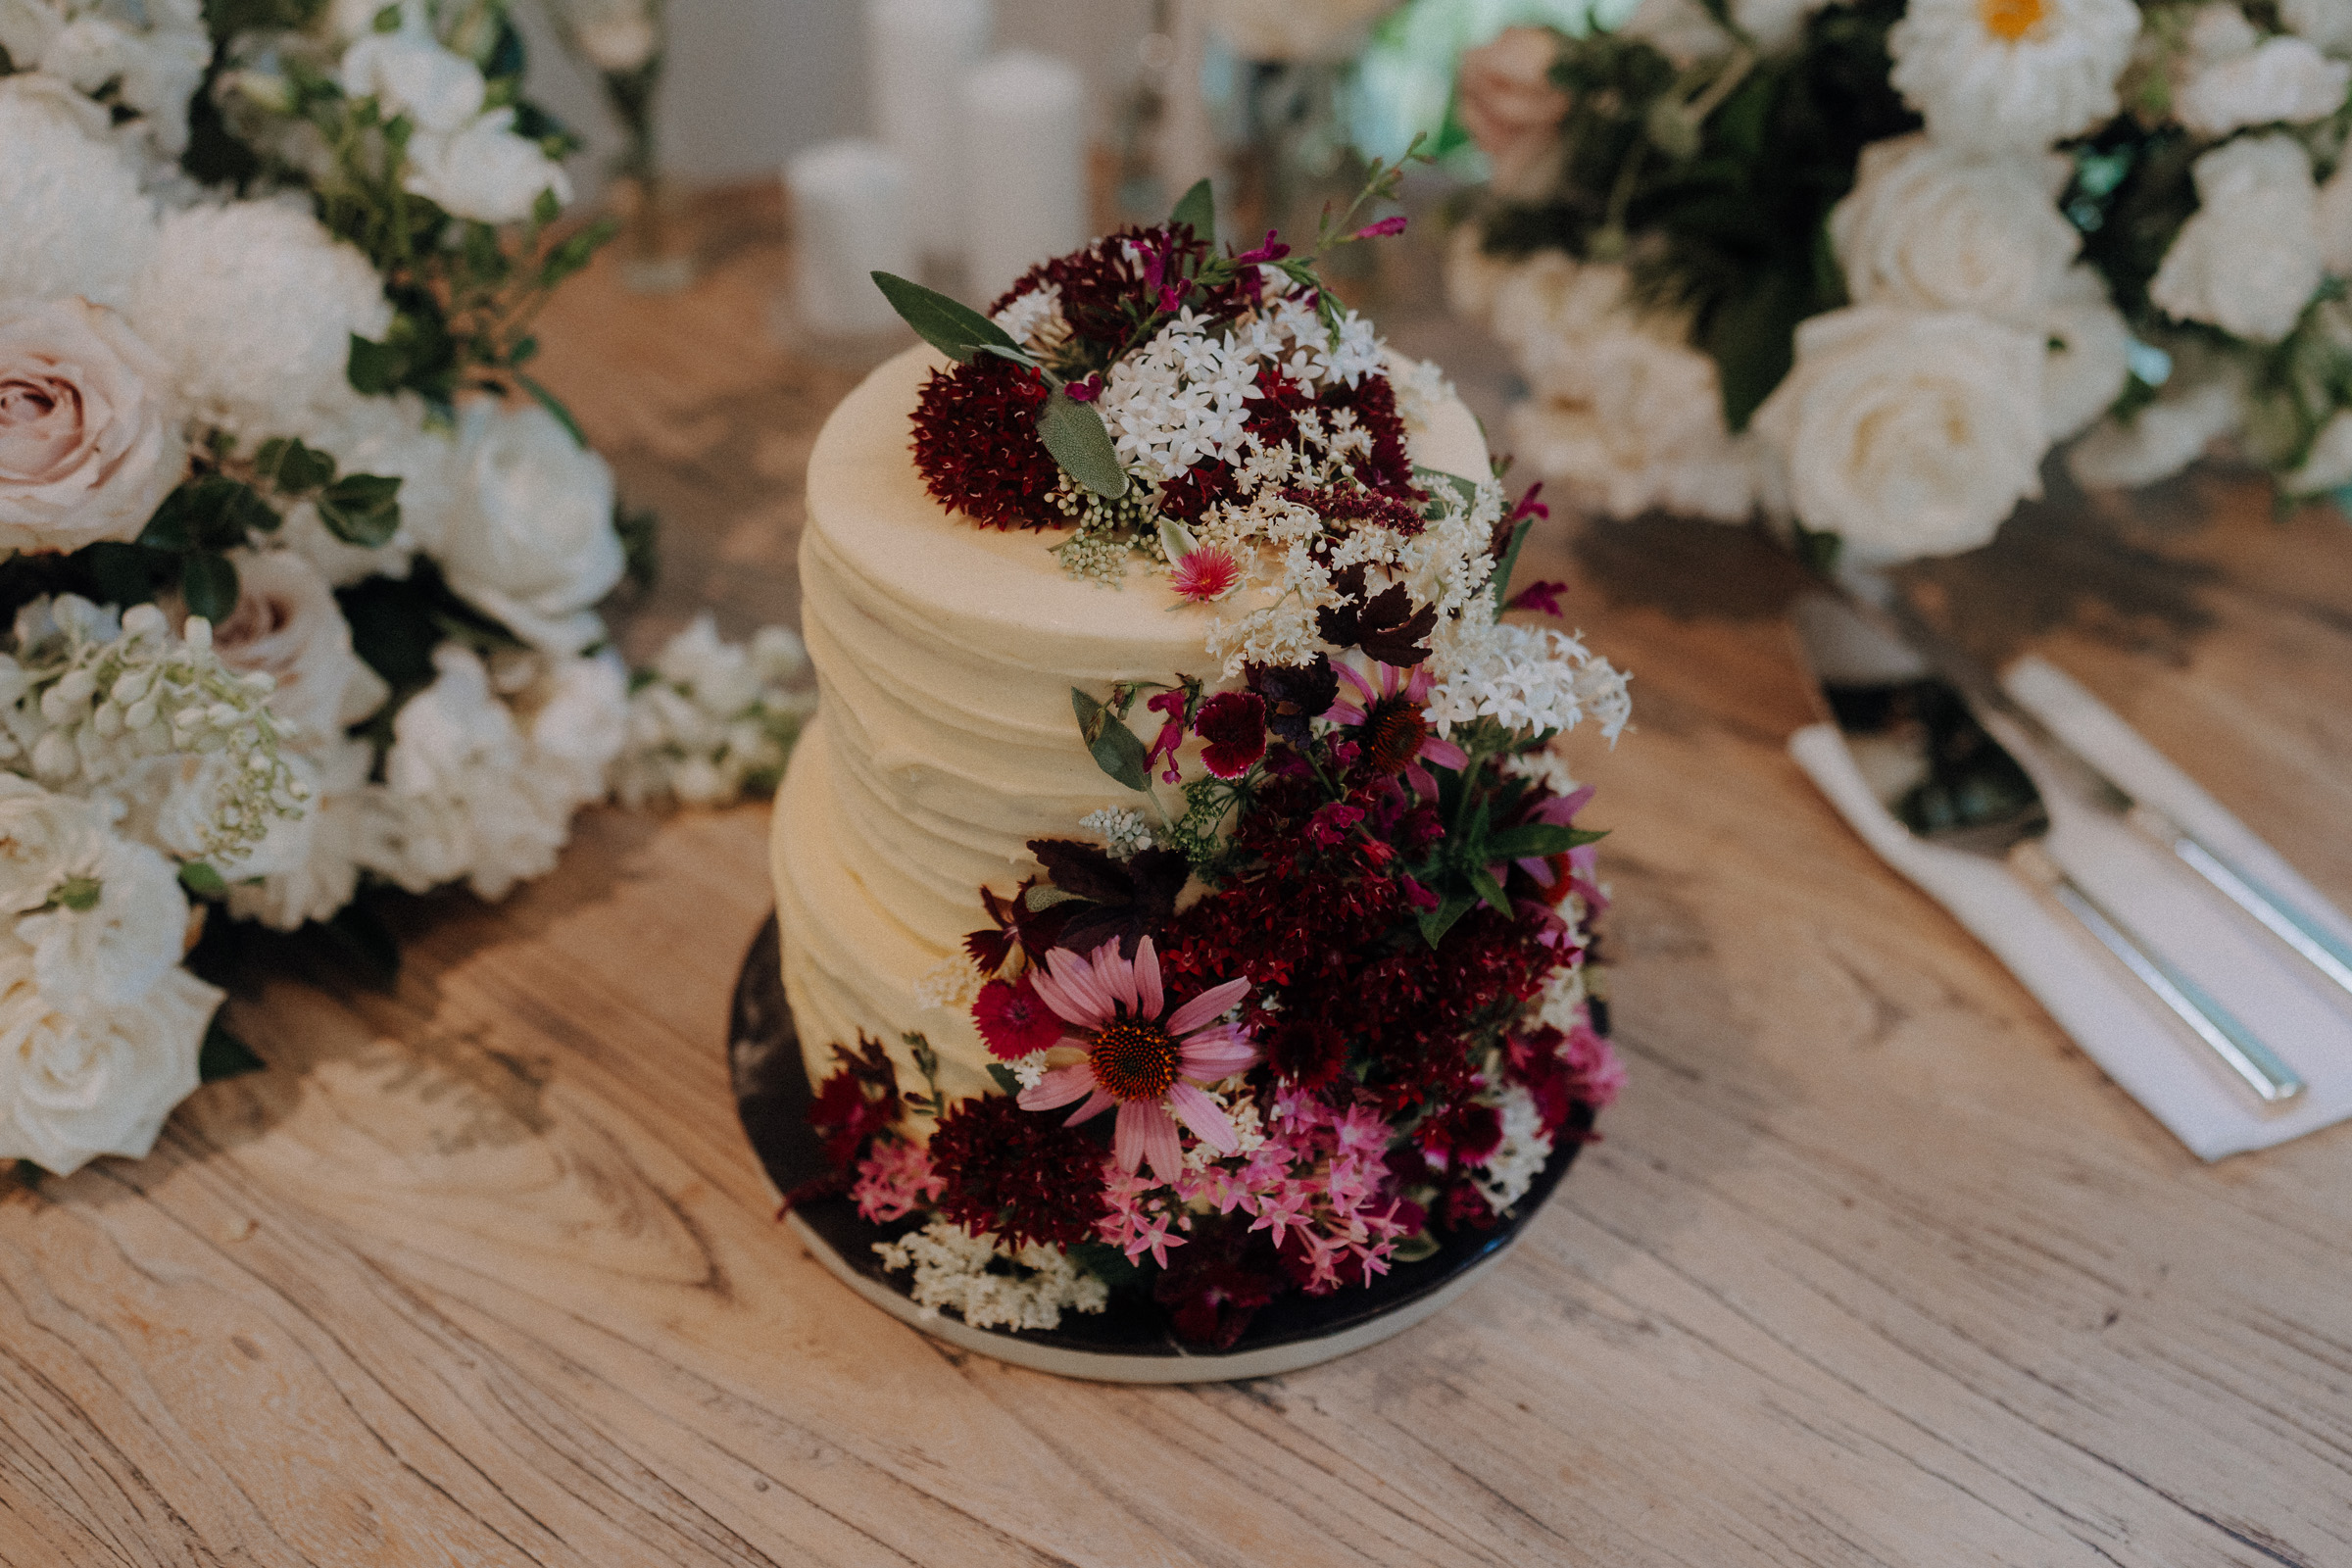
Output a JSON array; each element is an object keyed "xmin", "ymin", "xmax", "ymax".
[
  {"xmin": 1070, "ymin": 686, "xmax": 1152, "ymax": 793},
  {"xmin": 1038, "ymin": 389, "xmax": 1130, "ymax": 500},
  {"xmin": 986, "ymin": 1062, "xmax": 1022, "ymax": 1096},
  {"xmin": 871, "ymin": 271, "xmax": 1022, "ymax": 365}
]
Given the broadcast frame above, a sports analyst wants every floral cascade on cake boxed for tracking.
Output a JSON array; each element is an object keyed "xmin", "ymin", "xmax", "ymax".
[
  {"xmin": 796, "ymin": 167, "xmax": 1633, "ymax": 1349},
  {"xmin": 1448, "ymin": 0, "xmax": 2352, "ymax": 564},
  {"xmin": 0, "ymin": 0, "xmax": 808, "ymax": 1178}
]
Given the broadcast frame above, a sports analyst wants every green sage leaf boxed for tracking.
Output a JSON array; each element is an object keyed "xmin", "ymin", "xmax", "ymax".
[
  {"xmin": 1070, "ymin": 685, "xmax": 1151, "ymax": 793},
  {"xmin": 870, "ymin": 271, "xmax": 1021, "ymax": 365},
  {"xmin": 1038, "ymin": 388, "xmax": 1130, "ymax": 499},
  {"xmin": 1170, "ymin": 177, "xmax": 1215, "ymax": 246}
]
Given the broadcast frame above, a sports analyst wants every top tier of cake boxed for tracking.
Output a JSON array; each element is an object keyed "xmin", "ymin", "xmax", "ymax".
[{"xmin": 772, "ymin": 344, "xmax": 1491, "ymax": 1100}]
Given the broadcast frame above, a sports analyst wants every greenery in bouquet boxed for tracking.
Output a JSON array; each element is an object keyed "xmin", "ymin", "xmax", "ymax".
[
  {"xmin": 0, "ymin": 0, "xmax": 809, "ymax": 1177},
  {"xmin": 801, "ymin": 169, "xmax": 1632, "ymax": 1348},
  {"xmin": 1446, "ymin": 0, "xmax": 2352, "ymax": 564}
]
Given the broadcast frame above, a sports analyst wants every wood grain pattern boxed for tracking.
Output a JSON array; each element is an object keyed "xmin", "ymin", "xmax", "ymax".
[{"xmin": 4, "ymin": 186, "xmax": 2350, "ymax": 1566}]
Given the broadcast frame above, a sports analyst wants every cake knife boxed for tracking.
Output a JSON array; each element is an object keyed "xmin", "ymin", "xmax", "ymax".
[{"xmin": 1838, "ymin": 572, "xmax": 2352, "ymax": 1006}]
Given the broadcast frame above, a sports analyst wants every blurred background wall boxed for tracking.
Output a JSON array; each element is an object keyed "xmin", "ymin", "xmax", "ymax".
[{"xmin": 518, "ymin": 0, "xmax": 1155, "ymax": 196}]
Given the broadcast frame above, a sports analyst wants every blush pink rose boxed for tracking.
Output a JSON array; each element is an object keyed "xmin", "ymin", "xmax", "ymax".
[
  {"xmin": 0, "ymin": 298, "xmax": 179, "ymax": 555},
  {"xmin": 1457, "ymin": 26, "xmax": 1571, "ymax": 202}
]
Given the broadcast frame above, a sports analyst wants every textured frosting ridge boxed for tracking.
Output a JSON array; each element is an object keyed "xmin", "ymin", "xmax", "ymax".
[{"xmin": 771, "ymin": 345, "xmax": 1490, "ymax": 1104}]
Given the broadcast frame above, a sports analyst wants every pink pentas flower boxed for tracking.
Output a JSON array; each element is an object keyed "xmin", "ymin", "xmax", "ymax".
[
  {"xmin": 1562, "ymin": 1020, "xmax": 1625, "ymax": 1107},
  {"xmin": 851, "ymin": 1140, "xmax": 944, "ymax": 1223},
  {"xmin": 1017, "ymin": 936, "xmax": 1259, "ymax": 1181},
  {"xmin": 972, "ymin": 973, "xmax": 1063, "ymax": 1059},
  {"xmin": 1325, "ymin": 659, "xmax": 1469, "ymax": 797},
  {"xmin": 1169, "ymin": 546, "xmax": 1241, "ymax": 603}
]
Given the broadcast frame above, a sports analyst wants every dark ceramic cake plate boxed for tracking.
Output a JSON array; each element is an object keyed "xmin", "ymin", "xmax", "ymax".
[{"xmin": 730, "ymin": 913, "xmax": 1595, "ymax": 1383}]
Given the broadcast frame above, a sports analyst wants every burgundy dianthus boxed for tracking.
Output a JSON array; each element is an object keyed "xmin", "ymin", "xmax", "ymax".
[
  {"xmin": 909, "ymin": 358, "xmax": 1061, "ymax": 530},
  {"xmin": 925, "ymin": 1095, "xmax": 1110, "ymax": 1250}
]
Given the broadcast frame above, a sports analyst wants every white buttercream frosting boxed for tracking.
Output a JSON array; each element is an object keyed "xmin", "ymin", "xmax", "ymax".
[{"xmin": 769, "ymin": 345, "xmax": 1491, "ymax": 1102}]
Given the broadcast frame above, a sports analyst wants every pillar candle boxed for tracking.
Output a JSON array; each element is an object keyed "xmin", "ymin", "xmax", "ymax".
[
  {"xmin": 959, "ymin": 51, "xmax": 1088, "ymax": 305},
  {"xmin": 865, "ymin": 0, "xmax": 993, "ymax": 260},
  {"xmin": 785, "ymin": 139, "xmax": 915, "ymax": 336}
]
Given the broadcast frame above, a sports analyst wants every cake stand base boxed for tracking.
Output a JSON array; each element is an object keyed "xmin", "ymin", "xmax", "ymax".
[{"xmin": 729, "ymin": 913, "xmax": 1596, "ymax": 1384}]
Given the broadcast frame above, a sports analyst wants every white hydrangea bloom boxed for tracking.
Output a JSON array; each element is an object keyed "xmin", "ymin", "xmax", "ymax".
[
  {"xmin": 1886, "ymin": 0, "xmax": 2141, "ymax": 155},
  {"xmin": 127, "ymin": 199, "xmax": 393, "ymax": 439},
  {"xmin": 872, "ymin": 1219, "xmax": 1109, "ymax": 1332},
  {"xmin": 0, "ymin": 77, "xmax": 159, "ymax": 311},
  {"xmin": 0, "ymin": 938, "xmax": 219, "ymax": 1176},
  {"xmin": 613, "ymin": 614, "xmax": 814, "ymax": 808},
  {"xmin": 517, "ymin": 650, "xmax": 629, "ymax": 807},
  {"xmin": 2174, "ymin": 13, "xmax": 2350, "ymax": 137},
  {"xmin": 2149, "ymin": 135, "xmax": 2323, "ymax": 345}
]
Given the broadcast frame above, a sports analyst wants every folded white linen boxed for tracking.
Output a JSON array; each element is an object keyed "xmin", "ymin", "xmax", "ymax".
[{"xmin": 1789, "ymin": 656, "xmax": 2352, "ymax": 1158}]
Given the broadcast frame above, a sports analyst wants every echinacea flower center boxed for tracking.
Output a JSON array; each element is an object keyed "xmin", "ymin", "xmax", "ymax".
[
  {"xmin": 1977, "ymin": 0, "xmax": 2044, "ymax": 42},
  {"xmin": 1365, "ymin": 698, "xmax": 1428, "ymax": 774},
  {"xmin": 1088, "ymin": 1017, "xmax": 1184, "ymax": 1102}
]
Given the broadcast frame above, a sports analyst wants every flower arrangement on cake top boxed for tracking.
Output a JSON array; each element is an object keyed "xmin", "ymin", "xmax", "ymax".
[
  {"xmin": 0, "ymin": 0, "xmax": 809, "ymax": 1179},
  {"xmin": 1446, "ymin": 0, "xmax": 2352, "ymax": 565},
  {"xmin": 803, "ymin": 166, "xmax": 1633, "ymax": 1348}
]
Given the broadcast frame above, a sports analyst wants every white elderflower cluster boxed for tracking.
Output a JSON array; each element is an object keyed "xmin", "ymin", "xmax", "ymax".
[
  {"xmin": 1079, "ymin": 807, "xmax": 1152, "ymax": 859},
  {"xmin": 872, "ymin": 1219, "xmax": 1110, "ymax": 1332},
  {"xmin": 0, "ymin": 598, "xmax": 307, "ymax": 863},
  {"xmin": 1425, "ymin": 620, "xmax": 1632, "ymax": 744},
  {"xmin": 911, "ymin": 952, "xmax": 986, "ymax": 1011},
  {"xmin": 612, "ymin": 613, "xmax": 815, "ymax": 808},
  {"xmin": 1098, "ymin": 286, "xmax": 1382, "ymax": 486},
  {"xmin": 1469, "ymin": 1082, "xmax": 1553, "ymax": 1216}
]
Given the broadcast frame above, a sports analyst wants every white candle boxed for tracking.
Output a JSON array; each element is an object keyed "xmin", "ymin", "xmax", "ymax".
[
  {"xmin": 785, "ymin": 139, "xmax": 915, "ymax": 337},
  {"xmin": 865, "ymin": 0, "xmax": 993, "ymax": 260},
  {"xmin": 959, "ymin": 51, "xmax": 1088, "ymax": 305}
]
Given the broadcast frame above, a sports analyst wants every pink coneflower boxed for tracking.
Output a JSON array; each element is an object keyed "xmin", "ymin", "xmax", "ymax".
[
  {"xmin": 1017, "ymin": 936, "xmax": 1258, "ymax": 1181},
  {"xmin": 1170, "ymin": 546, "xmax": 1241, "ymax": 602},
  {"xmin": 1324, "ymin": 660, "xmax": 1468, "ymax": 796}
]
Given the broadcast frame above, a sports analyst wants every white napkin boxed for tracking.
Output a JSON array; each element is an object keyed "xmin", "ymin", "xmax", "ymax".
[{"xmin": 1790, "ymin": 656, "xmax": 2352, "ymax": 1159}]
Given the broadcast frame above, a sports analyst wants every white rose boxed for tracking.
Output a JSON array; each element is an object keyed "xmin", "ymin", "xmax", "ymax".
[
  {"xmin": 0, "ymin": 78, "xmax": 158, "ymax": 313},
  {"xmin": 15, "ymin": 834, "xmax": 188, "ymax": 1010},
  {"xmin": 0, "ymin": 941, "xmax": 219, "ymax": 1176},
  {"xmin": 0, "ymin": 298, "xmax": 180, "ymax": 557},
  {"xmin": 0, "ymin": 776, "xmax": 107, "ymax": 914},
  {"xmin": 2283, "ymin": 0, "xmax": 2352, "ymax": 53},
  {"xmin": 2065, "ymin": 363, "xmax": 2247, "ymax": 488},
  {"xmin": 440, "ymin": 401, "xmax": 623, "ymax": 655},
  {"xmin": 1751, "ymin": 306, "xmax": 2048, "ymax": 563},
  {"xmin": 203, "ymin": 549, "xmax": 391, "ymax": 741},
  {"xmin": 1887, "ymin": 0, "xmax": 2141, "ymax": 155},
  {"xmin": 339, "ymin": 26, "xmax": 486, "ymax": 134},
  {"xmin": 2175, "ymin": 33, "xmax": 2350, "ymax": 137},
  {"xmin": 2149, "ymin": 135, "xmax": 2323, "ymax": 344},
  {"xmin": 1829, "ymin": 135, "xmax": 2079, "ymax": 326},
  {"xmin": 2042, "ymin": 265, "xmax": 2132, "ymax": 441},
  {"xmin": 403, "ymin": 108, "xmax": 572, "ymax": 225},
  {"xmin": 127, "ymin": 199, "xmax": 393, "ymax": 439}
]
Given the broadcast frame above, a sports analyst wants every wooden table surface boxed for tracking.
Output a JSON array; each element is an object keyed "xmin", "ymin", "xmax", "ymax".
[{"xmin": 7, "ymin": 188, "xmax": 2352, "ymax": 1568}]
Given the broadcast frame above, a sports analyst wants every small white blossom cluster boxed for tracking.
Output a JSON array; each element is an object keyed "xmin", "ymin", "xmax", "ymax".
[
  {"xmin": 612, "ymin": 613, "xmax": 815, "ymax": 808},
  {"xmin": 1468, "ymin": 1082, "xmax": 1552, "ymax": 1216},
  {"xmin": 1098, "ymin": 288, "xmax": 1383, "ymax": 486},
  {"xmin": 911, "ymin": 952, "xmax": 986, "ymax": 1012},
  {"xmin": 1425, "ymin": 621, "xmax": 1633, "ymax": 744},
  {"xmin": 872, "ymin": 1218, "xmax": 1110, "ymax": 1332},
  {"xmin": 1079, "ymin": 807, "xmax": 1153, "ymax": 859}
]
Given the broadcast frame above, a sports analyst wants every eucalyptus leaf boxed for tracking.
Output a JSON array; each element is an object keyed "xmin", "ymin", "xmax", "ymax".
[
  {"xmin": 870, "ymin": 271, "xmax": 1021, "ymax": 365},
  {"xmin": 180, "ymin": 552, "xmax": 239, "ymax": 622},
  {"xmin": 1037, "ymin": 389, "xmax": 1130, "ymax": 499},
  {"xmin": 1170, "ymin": 177, "xmax": 1215, "ymax": 246},
  {"xmin": 197, "ymin": 1019, "xmax": 266, "ymax": 1083}
]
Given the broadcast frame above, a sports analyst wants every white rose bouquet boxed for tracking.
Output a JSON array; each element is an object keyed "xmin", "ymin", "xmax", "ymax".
[
  {"xmin": 0, "ymin": 0, "xmax": 810, "ymax": 1177},
  {"xmin": 1448, "ymin": 0, "xmax": 2352, "ymax": 564}
]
